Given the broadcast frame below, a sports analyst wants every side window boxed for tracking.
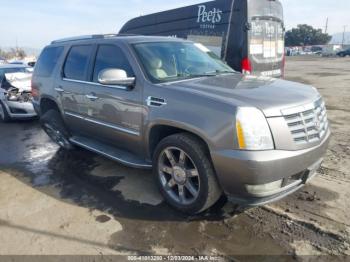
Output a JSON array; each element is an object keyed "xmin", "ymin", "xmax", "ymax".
[
  {"xmin": 64, "ymin": 45, "xmax": 93, "ymax": 81},
  {"xmin": 93, "ymin": 45, "xmax": 134, "ymax": 82},
  {"xmin": 0, "ymin": 70, "xmax": 4, "ymax": 88},
  {"xmin": 35, "ymin": 46, "xmax": 64, "ymax": 77}
]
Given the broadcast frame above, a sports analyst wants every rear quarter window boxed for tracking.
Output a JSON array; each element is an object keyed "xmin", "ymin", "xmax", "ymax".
[{"xmin": 35, "ymin": 46, "xmax": 64, "ymax": 77}]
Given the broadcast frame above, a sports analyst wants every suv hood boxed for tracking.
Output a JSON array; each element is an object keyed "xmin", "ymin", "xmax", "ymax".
[{"xmin": 164, "ymin": 74, "xmax": 321, "ymax": 117}]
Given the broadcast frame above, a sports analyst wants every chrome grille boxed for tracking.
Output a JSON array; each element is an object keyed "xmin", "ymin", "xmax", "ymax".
[{"xmin": 282, "ymin": 99, "xmax": 329, "ymax": 145}]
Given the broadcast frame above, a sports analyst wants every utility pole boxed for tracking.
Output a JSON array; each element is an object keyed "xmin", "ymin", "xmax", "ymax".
[
  {"xmin": 325, "ymin": 17, "xmax": 328, "ymax": 34},
  {"xmin": 342, "ymin": 25, "xmax": 347, "ymax": 48}
]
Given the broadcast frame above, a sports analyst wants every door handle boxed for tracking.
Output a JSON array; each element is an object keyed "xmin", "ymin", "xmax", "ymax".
[
  {"xmin": 86, "ymin": 94, "xmax": 99, "ymax": 101},
  {"xmin": 55, "ymin": 87, "xmax": 65, "ymax": 93}
]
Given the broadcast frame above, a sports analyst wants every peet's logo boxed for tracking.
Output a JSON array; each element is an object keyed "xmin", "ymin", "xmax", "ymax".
[{"xmin": 197, "ymin": 5, "xmax": 223, "ymax": 24}]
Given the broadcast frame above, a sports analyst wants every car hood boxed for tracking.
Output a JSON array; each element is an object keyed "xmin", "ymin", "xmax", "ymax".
[
  {"xmin": 164, "ymin": 74, "xmax": 321, "ymax": 117},
  {"xmin": 4, "ymin": 72, "xmax": 32, "ymax": 92}
]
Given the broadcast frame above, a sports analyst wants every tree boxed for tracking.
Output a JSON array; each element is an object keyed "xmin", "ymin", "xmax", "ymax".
[
  {"xmin": 17, "ymin": 48, "xmax": 26, "ymax": 59},
  {"xmin": 285, "ymin": 24, "xmax": 332, "ymax": 47},
  {"xmin": 0, "ymin": 48, "xmax": 27, "ymax": 60}
]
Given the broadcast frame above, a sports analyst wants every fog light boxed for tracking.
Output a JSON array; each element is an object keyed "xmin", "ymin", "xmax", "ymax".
[{"xmin": 245, "ymin": 180, "xmax": 283, "ymax": 197}]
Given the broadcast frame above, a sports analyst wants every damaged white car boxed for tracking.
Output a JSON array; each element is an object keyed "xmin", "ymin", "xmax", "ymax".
[{"xmin": 0, "ymin": 65, "xmax": 37, "ymax": 122}]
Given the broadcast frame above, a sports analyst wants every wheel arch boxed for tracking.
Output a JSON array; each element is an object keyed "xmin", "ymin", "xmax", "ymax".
[
  {"xmin": 39, "ymin": 96, "xmax": 62, "ymax": 116},
  {"xmin": 147, "ymin": 122, "xmax": 212, "ymax": 160}
]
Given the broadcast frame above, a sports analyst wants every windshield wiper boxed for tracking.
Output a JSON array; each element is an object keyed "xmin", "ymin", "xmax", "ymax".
[
  {"xmin": 187, "ymin": 73, "xmax": 217, "ymax": 78},
  {"xmin": 160, "ymin": 72, "xmax": 224, "ymax": 83},
  {"xmin": 187, "ymin": 70, "xmax": 235, "ymax": 77},
  {"xmin": 171, "ymin": 72, "xmax": 217, "ymax": 80},
  {"xmin": 215, "ymin": 70, "xmax": 236, "ymax": 75}
]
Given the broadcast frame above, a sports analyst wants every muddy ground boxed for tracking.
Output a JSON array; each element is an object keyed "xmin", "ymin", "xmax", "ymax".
[{"xmin": 0, "ymin": 56, "xmax": 349, "ymax": 260}]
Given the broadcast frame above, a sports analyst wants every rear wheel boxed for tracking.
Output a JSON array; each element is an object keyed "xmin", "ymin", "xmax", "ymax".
[
  {"xmin": 0, "ymin": 101, "xmax": 10, "ymax": 122},
  {"xmin": 153, "ymin": 133, "xmax": 222, "ymax": 214},
  {"xmin": 40, "ymin": 109, "xmax": 73, "ymax": 150}
]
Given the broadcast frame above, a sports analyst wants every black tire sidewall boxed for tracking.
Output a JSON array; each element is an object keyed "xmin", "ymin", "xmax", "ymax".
[
  {"xmin": 40, "ymin": 109, "xmax": 73, "ymax": 150},
  {"xmin": 153, "ymin": 135, "xmax": 212, "ymax": 214},
  {"xmin": 0, "ymin": 101, "xmax": 10, "ymax": 122}
]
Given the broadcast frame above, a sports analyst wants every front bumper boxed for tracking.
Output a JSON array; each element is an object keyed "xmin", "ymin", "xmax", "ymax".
[
  {"xmin": 4, "ymin": 100, "xmax": 37, "ymax": 119},
  {"xmin": 211, "ymin": 130, "xmax": 331, "ymax": 206}
]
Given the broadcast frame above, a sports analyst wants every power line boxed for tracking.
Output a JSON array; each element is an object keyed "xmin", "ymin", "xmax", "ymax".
[{"xmin": 342, "ymin": 25, "xmax": 347, "ymax": 47}]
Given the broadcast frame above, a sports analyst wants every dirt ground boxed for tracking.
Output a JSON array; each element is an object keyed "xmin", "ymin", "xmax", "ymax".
[{"xmin": 0, "ymin": 56, "xmax": 349, "ymax": 260}]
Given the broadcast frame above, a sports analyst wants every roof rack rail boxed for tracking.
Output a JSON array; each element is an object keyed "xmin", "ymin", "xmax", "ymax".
[
  {"xmin": 117, "ymin": 33, "xmax": 140, "ymax": 36},
  {"xmin": 51, "ymin": 34, "xmax": 119, "ymax": 44}
]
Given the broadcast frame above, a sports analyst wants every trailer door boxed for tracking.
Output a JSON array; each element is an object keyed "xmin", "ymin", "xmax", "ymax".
[{"xmin": 248, "ymin": 0, "xmax": 284, "ymax": 77}]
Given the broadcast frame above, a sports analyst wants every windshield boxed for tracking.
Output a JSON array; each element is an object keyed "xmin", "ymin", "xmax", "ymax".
[
  {"xmin": 0, "ymin": 67, "xmax": 31, "ymax": 82},
  {"xmin": 4, "ymin": 67, "xmax": 31, "ymax": 74},
  {"xmin": 248, "ymin": 0, "xmax": 284, "ymax": 70},
  {"xmin": 133, "ymin": 42, "xmax": 234, "ymax": 83},
  {"xmin": 248, "ymin": 0, "xmax": 283, "ymax": 21}
]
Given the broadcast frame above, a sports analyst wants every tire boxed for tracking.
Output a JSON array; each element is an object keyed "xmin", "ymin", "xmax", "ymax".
[
  {"xmin": 153, "ymin": 133, "xmax": 222, "ymax": 214},
  {"xmin": 0, "ymin": 101, "xmax": 10, "ymax": 122},
  {"xmin": 40, "ymin": 109, "xmax": 74, "ymax": 150}
]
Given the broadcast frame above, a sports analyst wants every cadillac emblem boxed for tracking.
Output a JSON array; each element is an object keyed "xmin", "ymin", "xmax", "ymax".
[{"xmin": 314, "ymin": 118, "xmax": 321, "ymax": 131}]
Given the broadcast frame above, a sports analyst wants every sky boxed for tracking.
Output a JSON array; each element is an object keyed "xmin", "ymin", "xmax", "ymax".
[{"xmin": 0, "ymin": 0, "xmax": 349, "ymax": 49}]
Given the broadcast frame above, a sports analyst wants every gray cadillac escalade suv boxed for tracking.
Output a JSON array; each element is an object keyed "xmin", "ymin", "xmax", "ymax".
[{"xmin": 32, "ymin": 35, "xmax": 330, "ymax": 214}]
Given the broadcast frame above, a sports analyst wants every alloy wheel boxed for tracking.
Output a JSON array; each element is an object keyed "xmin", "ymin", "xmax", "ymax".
[
  {"xmin": 43, "ymin": 123, "xmax": 70, "ymax": 148},
  {"xmin": 158, "ymin": 147, "xmax": 200, "ymax": 205}
]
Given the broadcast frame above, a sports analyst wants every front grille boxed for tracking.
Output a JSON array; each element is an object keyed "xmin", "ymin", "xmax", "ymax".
[{"xmin": 283, "ymin": 99, "xmax": 329, "ymax": 145}]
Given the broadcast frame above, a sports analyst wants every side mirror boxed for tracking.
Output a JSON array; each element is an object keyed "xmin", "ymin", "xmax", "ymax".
[{"xmin": 98, "ymin": 69, "xmax": 135, "ymax": 87}]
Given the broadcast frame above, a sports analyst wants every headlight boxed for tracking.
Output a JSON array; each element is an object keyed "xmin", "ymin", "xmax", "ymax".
[{"xmin": 235, "ymin": 107, "xmax": 274, "ymax": 150}]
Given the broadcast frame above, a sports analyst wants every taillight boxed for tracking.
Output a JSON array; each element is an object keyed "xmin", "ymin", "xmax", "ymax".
[
  {"xmin": 241, "ymin": 57, "xmax": 252, "ymax": 75},
  {"xmin": 31, "ymin": 79, "xmax": 39, "ymax": 98}
]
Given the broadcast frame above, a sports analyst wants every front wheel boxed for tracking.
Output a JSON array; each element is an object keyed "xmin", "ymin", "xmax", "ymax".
[{"xmin": 153, "ymin": 133, "xmax": 222, "ymax": 214}]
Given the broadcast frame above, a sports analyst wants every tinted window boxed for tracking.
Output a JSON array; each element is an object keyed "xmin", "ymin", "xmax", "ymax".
[
  {"xmin": 93, "ymin": 45, "xmax": 134, "ymax": 82},
  {"xmin": 64, "ymin": 45, "xmax": 93, "ymax": 81},
  {"xmin": 248, "ymin": 0, "xmax": 283, "ymax": 21},
  {"xmin": 4, "ymin": 67, "xmax": 31, "ymax": 74},
  {"xmin": 0, "ymin": 70, "xmax": 4, "ymax": 84},
  {"xmin": 35, "ymin": 46, "xmax": 64, "ymax": 77}
]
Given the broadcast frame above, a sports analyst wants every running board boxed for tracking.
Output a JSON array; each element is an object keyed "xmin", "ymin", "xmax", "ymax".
[{"xmin": 70, "ymin": 136, "xmax": 152, "ymax": 169}]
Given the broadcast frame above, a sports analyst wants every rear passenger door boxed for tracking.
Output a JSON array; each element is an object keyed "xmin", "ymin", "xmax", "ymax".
[
  {"xmin": 57, "ymin": 44, "xmax": 94, "ymax": 135},
  {"xmin": 82, "ymin": 43, "xmax": 143, "ymax": 155}
]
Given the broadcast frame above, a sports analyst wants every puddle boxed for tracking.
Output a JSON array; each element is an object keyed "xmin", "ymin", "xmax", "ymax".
[
  {"xmin": 33, "ymin": 174, "xmax": 53, "ymax": 187},
  {"xmin": 96, "ymin": 215, "xmax": 112, "ymax": 223},
  {"xmin": 108, "ymin": 213, "xmax": 287, "ymax": 256},
  {"xmin": 1, "ymin": 121, "xmax": 349, "ymax": 256}
]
